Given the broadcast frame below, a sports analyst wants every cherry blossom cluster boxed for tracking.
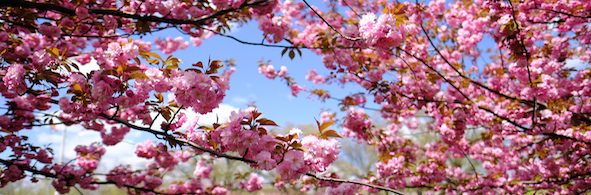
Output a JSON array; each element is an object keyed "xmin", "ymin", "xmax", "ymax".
[
  {"xmin": 3, "ymin": 0, "xmax": 591, "ymax": 194},
  {"xmin": 75, "ymin": 143, "xmax": 106, "ymax": 172}
]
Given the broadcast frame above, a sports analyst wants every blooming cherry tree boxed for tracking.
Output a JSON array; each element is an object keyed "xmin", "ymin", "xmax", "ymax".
[{"xmin": 1, "ymin": 0, "xmax": 591, "ymax": 194}]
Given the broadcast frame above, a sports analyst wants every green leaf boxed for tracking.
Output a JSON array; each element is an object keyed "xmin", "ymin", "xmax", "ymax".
[{"xmin": 281, "ymin": 47, "xmax": 288, "ymax": 57}]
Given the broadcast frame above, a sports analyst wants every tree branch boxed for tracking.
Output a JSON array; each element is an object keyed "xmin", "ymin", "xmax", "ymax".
[
  {"xmin": 305, "ymin": 173, "xmax": 406, "ymax": 195},
  {"xmin": 2, "ymin": 0, "xmax": 276, "ymax": 26},
  {"xmin": 98, "ymin": 113, "xmax": 256, "ymax": 164},
  {"xmin": 301, "ymin": 0, "xmax": 362, "ymax": 41}
]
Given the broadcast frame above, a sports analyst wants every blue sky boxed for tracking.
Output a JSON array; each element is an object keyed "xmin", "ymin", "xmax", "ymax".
[{"xmin": 14, "ymin": 16, "xmax": 371, "ymax": 172}]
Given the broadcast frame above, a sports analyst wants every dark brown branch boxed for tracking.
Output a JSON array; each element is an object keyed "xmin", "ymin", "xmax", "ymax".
[
  {"xmin": 301, "ymin": 0, "xmax": 362, "ymax": 41},
  {"xmin": 417, "ymin": 24, "xmax": 547, "ymax": 113},
  {"xmin": 476, "ymin": 106, "xmax": 529, "ymax": 131},
  {"xmin": 92, "ymin": 181, "xmax": 182, "ymax": 195},
  {"xmin": 0, "ymin": 159, "xmax": 182, "ymax": 195},
  {"xmin": 535, "ymin": 7, "xmax": 591, "ymax": 19},
  {"xmin": 1, "ymin": 0, "xmax": 275, "ymax": 26},
  {"xmin": 98, "ymin": 113, "xmax": 256, "ymax": 164},
  {"xmin": 543, "ymin": 133, "xmax": 591, "ymax": 145},
  {"xmin": 202, "ymin": 28, "xmax": 298, "ymax": 49},
  {"xmin": 0, "ymin": 159, "xmax": 55, "ymax": 178},
  {"xmin": 305, "ymin": 173, "xmax": 406, "ymax": 195},
  {"xmin": 507, "ymin": 0, "xmax": 537, "ymax": 130},
  {"xmin": 200, "ymin": 27, "xmax": 360, "ymax": 50}
]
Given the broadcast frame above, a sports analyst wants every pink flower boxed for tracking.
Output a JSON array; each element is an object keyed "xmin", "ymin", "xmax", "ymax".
[
  {"xmin": 254, "ymin": 151, "xmax": 277, "ymax": 170},
  {"xmin": 278, "ymin": 66, "xmax": 287, "ymax": 77},
  {"xmin": 305, "ymin": 69, "xmax": 327, "ymax": 84},
  {"xmin": 186, "ymin": 115, "xmax": 201, "ymax": 132},
  {"xmin": 143, "ymin": 176, "xmax": 163, "ymax": 189},
  {"xmin": 190, "ymin": 37, "xmax": 203, "ymax": 47},
  {"xmin": 258, "ymin": 65, "xmax": 277, "ymax": 79},
  {"xmin": 75, "ymin": 143, "xmax": 106, "ymax": 171},
  {"xmin": 169, "ymin": 113, "xmax": 187, "ymax": 131},
  {"xmin": 358, "ymin": 13, "xmax": 377, "ymax": 42},
  {"xmin": 154, "ymin": 148, "xmax": 179, "ymax": 169},
  {"xmin": 154, "ymin": 37, "xmax": 189, "ymax": 54},
  {"xmin": 135, "ymin": 139, "xmax": 158, "ymax": 159},
  {"xmin": 283, "ymin": 150, "xmax": 305, "ymax": 169},
  {"xmin": 174, "ymin": 150, "xmax": 192, "ymax": 162},
  {"xmin": 211, "ymin": 186, "xmax": 228, "ymax": 195},
  {"xmin": 301, "ymin": 135, "xmax": 341, "ymax": 171},
  {"xmin": 76, "ymin": 7, "xmax": 89, "ymax": 19},
  {"xmin": 5, "ymin": 165, "xmax": 24, "ymax": 182},
  {"xmin": 101, "ymin": 126, "xmax": 130, "ymax": 146},
  {"xmin": 3, "ymin": 64, "xmax": 26, "ymax": 94},
  {"xmin": 36, "ymin": 149, "xmax": 53, "ymax": 164},
  {"xmin": 326, "ymin": 183, "xmax": 359, "ymax": 195},
  {"xmin": 320, "ymin": 112, "xmax": 335, "ymax": 123},
  {"xmin": 498, "ymin": 15, "xmax": 512, "ymax": 25},
  {"xmin": 240, "ymin": 173, "xmax": 264, "ymax": 192},
  {"xmin": 358, "ymin": 13, "xmax": 405, "ymax": 49},
  {"xmin": 211, "ymin": 0, "xmax": 229, "ymax": 9},
  {"xmin": 367, "ymin": 69, "xmax": 385, "ymax": 82},
  {"xmin": 38, "ymin": 24, "xmax": 61, "ymax": 38},
  {"xmin": 276, "ymin": 161, "xmax": 299, "ymax": 181},
  {"xmin": 193, "ymin": 161, "xmax": 213, "ymax": 178},
  {"xmin": 170, "ymin": 70, "xmax": 228, "ymax": 114},
  {"xmin": 290, "ymin": 83, "xmax": 305, "ymax": 97},
  {"xmin": 106, "ymin": 167, "xmax": 139, "ymax": 188},
  {"xmin": 91, "ymin": 80, "xmax": 114, "ymax": 102},
  {"xmin": 258, "ymin": 16, "xmax": 291, "ymax": 43}
]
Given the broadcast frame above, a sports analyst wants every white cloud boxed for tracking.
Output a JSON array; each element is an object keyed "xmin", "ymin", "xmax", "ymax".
[
  {"xmin": 69, "ymin": 58, "xmax": 100, "ymax": 75},
  {"xmin": 37, "ymin": 124, "xmax": 149, "ymax": 172},
  {"xmin": 232, "ymin": 96, "xmax": 248, "ymax": 104},
  {"xmin": 565, "ymin": 58, "xmax": 587, "ymax": 70},
  {"xmin": 28, "ymin": 103, "xmax": 239, "ymax": 174},
  {"xmin": 196, "ymin": 104, "xmax": 240, "ymax": 126}
]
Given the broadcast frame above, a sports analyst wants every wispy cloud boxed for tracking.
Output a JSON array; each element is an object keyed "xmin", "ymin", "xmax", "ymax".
[
  {"xmin": 36, "ymin": 125, "xmax": 149, "ymax": 172},
  {"xmin": 565, "ymin": 58, "xmax": 587, "ymax": 70},
  {"xmin": 195, "ymin": 104, "xmax": 239, "ymax": 126},
  {"xmin": 232, "ymin": 96, "xmax": 248, "ymax": 104},
  {"xmin": 29, "ymin": 104, "xmax": 239, "ymax": 173}
]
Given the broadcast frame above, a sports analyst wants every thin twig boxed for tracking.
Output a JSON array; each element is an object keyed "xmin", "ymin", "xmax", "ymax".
[
  {"xmin": 301, "ymin": 0, "xmax": 362, "ymax": 41},
  {"xmin": 507, "ymin": 0, "xmax": 536, "ymax": 130},
  {"xmin": 305, "ymin": 173, "xmax": 406, "ymax": 195},
  {"xmin": 98, "ymin": 113, "xmax": 256, "ymax": 164}
]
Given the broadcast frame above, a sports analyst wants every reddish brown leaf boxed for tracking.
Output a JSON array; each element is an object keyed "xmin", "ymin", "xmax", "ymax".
[{"xmin": 257, "ymin": 118, "xmax": 278, "ymax": 126}]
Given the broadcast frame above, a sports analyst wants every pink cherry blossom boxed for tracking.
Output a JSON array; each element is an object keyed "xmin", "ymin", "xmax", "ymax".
[{"xmin": 240, "ymin": 173, "xmax": 264, "ymax": 192}]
